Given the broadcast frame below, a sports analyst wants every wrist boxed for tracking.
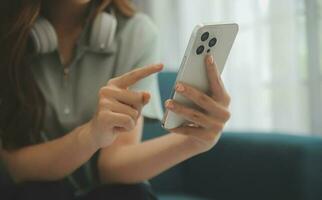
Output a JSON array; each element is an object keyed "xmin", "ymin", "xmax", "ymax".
[
  {"xmin": 169, "ymin": 132, "xmax": 207, "ymax": 156},
  {"xmin": 77, "ymin": 122, "xmax": 100, "ymax": 152}
]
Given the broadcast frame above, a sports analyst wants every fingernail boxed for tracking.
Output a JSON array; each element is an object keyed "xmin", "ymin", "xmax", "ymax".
[
  {"xmin": 142, "ymin": 92, "xmax": 151, "ymax": 104},
  {"xmin": 155, "ymin": 64, "xmax": 164, "ymax": 70},
  {"xmin": 165, "ymin": 100, "xmax": 174, "ymax": 109},
  {"xmin": 207, "ymin": 55, "xmax": 214, "ymax": 65},
  {"xmin": 176, "ymin": 83, "xmax": 185, "ymax": 92}
]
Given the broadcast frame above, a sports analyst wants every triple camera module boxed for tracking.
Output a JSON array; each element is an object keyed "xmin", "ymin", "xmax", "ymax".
[{"xmin": 196, "ymin": 31, "xmax": 217, "ymax": 55}]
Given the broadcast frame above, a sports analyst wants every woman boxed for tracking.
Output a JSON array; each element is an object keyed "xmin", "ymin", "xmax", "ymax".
[{"xmin": 0, "ymin": 0, "xmax": 231, "ymax": 199}]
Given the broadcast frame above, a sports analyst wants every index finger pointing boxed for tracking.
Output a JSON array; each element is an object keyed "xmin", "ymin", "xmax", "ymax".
[{"xmin": 112, "ymin": 64, "xmax": 163, "ymax": 88}]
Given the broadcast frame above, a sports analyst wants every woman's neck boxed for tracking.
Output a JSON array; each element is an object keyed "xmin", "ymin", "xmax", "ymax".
[{"xmin": 43, "ymin": 0, "xmax": 91, "ymax": 31}]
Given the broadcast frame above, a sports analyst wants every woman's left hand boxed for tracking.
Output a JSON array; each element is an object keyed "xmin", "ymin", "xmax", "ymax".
[{"xmin": 165, "ymin": 55, "xmax": 231, "ymax": 153}]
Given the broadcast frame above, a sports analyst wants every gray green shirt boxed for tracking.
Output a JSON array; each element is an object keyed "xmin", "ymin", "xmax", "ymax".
[{"xmin": 31, "ymin": 12, "xmax": 163, "ymax": 195}]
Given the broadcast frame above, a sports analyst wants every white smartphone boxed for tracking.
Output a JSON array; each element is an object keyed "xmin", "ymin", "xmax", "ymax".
[{"xmin": 162, "ymin": 23, "xmax": 239, "ymax": 130}]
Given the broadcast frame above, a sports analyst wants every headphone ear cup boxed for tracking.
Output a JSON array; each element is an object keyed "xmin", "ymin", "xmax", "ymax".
[
  {"xmin": 89, "ymin": 13, "xmax": 117, "ymax": 52},
  {"xmin": 30, "ymin": 17, "xmax": 58, "ymax": 54}
]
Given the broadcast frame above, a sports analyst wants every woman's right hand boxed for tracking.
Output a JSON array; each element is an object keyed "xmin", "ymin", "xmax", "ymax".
[{"xmin": 89, "ymin": 64, "xmax": 163, "ymax": 148}]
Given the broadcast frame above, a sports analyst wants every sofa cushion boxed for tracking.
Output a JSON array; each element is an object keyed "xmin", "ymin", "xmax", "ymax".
[{"xmin": 158, "ymin": 193, "xmax": 210, "ymax": 200}]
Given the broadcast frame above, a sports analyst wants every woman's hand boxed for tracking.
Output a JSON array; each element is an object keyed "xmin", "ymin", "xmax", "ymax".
[
  {"xmin": 165, "ymin": 55, "xmax": 231, "ymax": 153},
  {"xmin": 89, "ymin": 64, "xmax": 163, "ymax": 148}
]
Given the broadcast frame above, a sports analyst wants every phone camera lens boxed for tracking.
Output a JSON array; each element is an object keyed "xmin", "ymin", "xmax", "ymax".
[
  {"xmin": 201, "ymin": 32, "xmax": 209, "ymax": 41},
  {"xmin": 209, "ymin": 37, "xmax": 217, "ymax": 47},
  {"xmin": 196, "ymin": 45, "xmax": 205, "ymax": 55}
]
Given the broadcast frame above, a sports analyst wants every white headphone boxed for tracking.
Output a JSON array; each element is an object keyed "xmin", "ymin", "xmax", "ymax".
[{"xmin": 30, "ymin": 12, "xmax": 117, "ymax": 54}]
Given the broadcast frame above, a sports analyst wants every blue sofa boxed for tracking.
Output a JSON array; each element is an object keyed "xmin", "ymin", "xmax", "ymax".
[
  {"xmin": 142, "ymin": 72, "xmax": 322, "ymax": 200},
  {"xmin": 1, "ymin": 72, "xmax": 322, "ymax": 200}
]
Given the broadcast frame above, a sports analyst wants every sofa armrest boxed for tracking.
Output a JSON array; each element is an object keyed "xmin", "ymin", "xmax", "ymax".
[{"xmin": 183, "ymin": 132, "xmax": 322, "ymax": 200}]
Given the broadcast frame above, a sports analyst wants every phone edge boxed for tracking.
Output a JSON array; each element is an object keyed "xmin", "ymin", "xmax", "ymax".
[{"xmin": 161, "ymin": 24, "xmax": 203, "ymax": 129}]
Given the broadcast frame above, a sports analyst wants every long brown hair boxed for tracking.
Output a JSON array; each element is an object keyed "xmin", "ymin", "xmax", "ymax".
[{"xmin": 0, "ymin": 0, "xmax": 135, "ymax": 150}]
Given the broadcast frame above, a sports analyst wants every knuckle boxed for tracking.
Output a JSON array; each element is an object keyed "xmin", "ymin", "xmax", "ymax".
[
  {"xmin": 98, "ymin": 99, "xmax": 109, "ymax": 108},
  {"xmin": 224, "ymin": 93, "xmax": 231, "ymax": 105},
  {"xmin": 190, "ymin": 112, "xmax": 201, "ymax": 121},
  {"xmin": 108, "ymin": 87, "xmax": 121, "ymax": 98},
  {"xmin": 182, "ymin": 85, "xmax": 190, "ymax": 93},
  {"xmin": 212, "ymin": 122, "xmax": 224, "ymax": 132},
  {"xmin": 198, "ymin": 93, "xmax": 208, "ymax": 103},
  {"xmin": 132, "ymin": 109, "xmax": 140, "ymax": 119},
  {"xmin": 98, "ymin": 87, "xmax": 106, "ymax": 98},
  {"xmin": 99, "ymin": 87, "xmax": 114, "ymax": 98},
  {"xmin": 123, "ymin": 116, "xmax": 134, "ymax": 128},
  {"xmin": 223, "ymin": 110, "xmax": 231, "ymax": 121},
  {"xmin": 107, "ymin": 78, "xmax": 118, "ymax": 86}
]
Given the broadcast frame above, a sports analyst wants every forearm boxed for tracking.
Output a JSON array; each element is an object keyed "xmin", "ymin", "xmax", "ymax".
[
  {"xmin": 98, "ymin": 132, "xmax": 203, "ymax": 184},
  {"xmin": 0, "ymin": 122, "xmax": 98, "ymax": 182}
]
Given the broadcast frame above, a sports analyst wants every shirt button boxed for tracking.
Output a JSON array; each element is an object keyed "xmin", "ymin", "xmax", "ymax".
[
  {"xmin": 100, "ymin": 43, "xmax": 105, "ymax": 50},
  {"xmin": 64, "ymin": 107, "xmax": 71, "ymax": 115}
]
